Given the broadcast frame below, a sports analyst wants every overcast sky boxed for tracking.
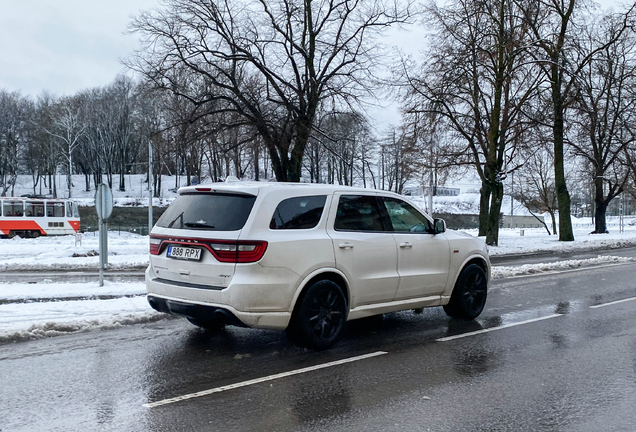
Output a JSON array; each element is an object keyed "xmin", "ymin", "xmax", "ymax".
[
  {"xmin": 0, "ymin": 0, "xmax": 157, "ymax": 97},
  {"xmin": 0, "ymin": 0, "xmax": 625, "ymax": 100}
]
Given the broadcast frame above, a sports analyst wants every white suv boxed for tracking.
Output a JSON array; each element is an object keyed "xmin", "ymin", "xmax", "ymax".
[{"xmin": 146, "ymin": 179, "xmax": 490, "ymax": 349}]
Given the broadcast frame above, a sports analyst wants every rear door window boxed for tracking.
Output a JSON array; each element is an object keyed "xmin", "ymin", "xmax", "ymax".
[
  {"xmin": 334, "ymin": 195, "xmax": 386, "ymax": 232},
  {"xmin": 270, "ymin": 195, "xmax": 327, "ymax": 229},
  {"xmin": 156, "ymin": 193, "xmax": 256, "ymax": 231}
]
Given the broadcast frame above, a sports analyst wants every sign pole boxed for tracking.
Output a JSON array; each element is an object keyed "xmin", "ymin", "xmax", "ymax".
[
  {"xmin": 95, "ymin": 184, "xmax": 114, "ymax": 287},
  {"xmin": 99, "ymin": 215, "xmax": 104, "ymax": 286}
]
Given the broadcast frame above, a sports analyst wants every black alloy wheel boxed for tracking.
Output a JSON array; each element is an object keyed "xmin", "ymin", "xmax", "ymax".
[
  {"xmin": 287, "ymin": 280, "xmax": 347, "ymax": 350},
  {"xmin": 443, "ymin": 264, "xmax": 488, "ymax": 319}
]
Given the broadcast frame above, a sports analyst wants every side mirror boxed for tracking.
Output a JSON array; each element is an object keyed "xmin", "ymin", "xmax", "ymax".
[{"xmin": 433, "ymin": 218, "xmax": 446, "ymax": 234}]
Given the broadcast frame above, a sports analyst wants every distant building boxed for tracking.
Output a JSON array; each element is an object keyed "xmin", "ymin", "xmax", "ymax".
[
  {"xmin": 421, "ymin": 186, "xmax": 461, "ymax": 197},
  {"xmin": 502, "ymin": 215, "xmax": 544, "ymax": 229}
]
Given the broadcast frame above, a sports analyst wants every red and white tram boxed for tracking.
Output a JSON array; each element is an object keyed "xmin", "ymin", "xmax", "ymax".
[{"xmin": 0, "ymin": 197, "xmax": 81, "ymax": 238}]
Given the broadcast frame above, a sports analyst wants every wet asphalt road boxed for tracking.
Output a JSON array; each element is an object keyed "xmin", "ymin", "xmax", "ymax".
[{"xmin": 2, "ymin": 261, "xmax": 636, "ymax": 431}]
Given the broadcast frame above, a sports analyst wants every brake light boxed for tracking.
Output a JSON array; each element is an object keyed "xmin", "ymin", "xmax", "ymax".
[
  {"xmin": 209, "ymin": 241, "xmax": 268, "ymax": 263},
  {"xmin": 148, "ymin": 235, "xmax": 267, "ymax": 263},
  {"xmin": 149, "ymin": 236, "xmax": 162, "ymax": 255}
]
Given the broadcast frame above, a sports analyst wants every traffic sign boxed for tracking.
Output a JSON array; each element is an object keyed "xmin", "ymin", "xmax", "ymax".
[{"xmin": 95, "ymin": 184, "xmax": 113, "ymax": 220}]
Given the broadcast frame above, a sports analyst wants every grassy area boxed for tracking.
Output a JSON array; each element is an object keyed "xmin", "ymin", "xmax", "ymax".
[{"xmin": 79, "ymin": 206, "xmax": 166, "ymax": 234}]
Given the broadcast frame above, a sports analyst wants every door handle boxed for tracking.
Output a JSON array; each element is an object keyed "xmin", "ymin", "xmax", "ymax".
[
  {"xmin": 399, "ymin": 242, "xmax": 413, "ymax": 249},
  {"xmin": 339, "ymin": 242, "xmax": 354, "ymax": 249}
]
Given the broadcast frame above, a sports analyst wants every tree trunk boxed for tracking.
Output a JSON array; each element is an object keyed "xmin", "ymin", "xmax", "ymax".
[
  {"xmin": 485, "ymin": 181, "xmax": 504, "ymax": 246},
  {"xmin": 478, "ymin": 183, "xmax": 491, "ymax": 237},
  {"xmin": 593, "ymin": 178, "xmax": 608, "ymax": 233},
  {"xmin": 552, "ymin": 72, "xmax": 574, "ymax": 241}
]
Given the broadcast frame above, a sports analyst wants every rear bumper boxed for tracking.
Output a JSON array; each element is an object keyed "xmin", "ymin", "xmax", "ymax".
[
  {"xmin": 146, "ymin": 292, "xmax": 291, "ymax": 330},
  {"xmin": 147, "ymin": 295, "xmax": 247, "ymax": 327},
  {"xmin": 145, "ymin": 263, "xmax": 297, "ymax": 329}
]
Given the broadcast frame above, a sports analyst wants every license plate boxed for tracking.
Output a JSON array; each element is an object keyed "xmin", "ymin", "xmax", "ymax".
[{"xmin": 167, "ymin": 245, "xmax": 202, "ymax": 261}]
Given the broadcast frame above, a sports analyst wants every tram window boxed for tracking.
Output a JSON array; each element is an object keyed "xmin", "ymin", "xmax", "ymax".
[
  {"xmin": 4, "ymin": 201, "xmax": 24, "ymax": 217},
  {"xmin": 46, "ymin": 202, "xmax": 65, "ymax": 217},
  {"xmin": 25, "ymin": 202, "xmax": 45, "ymax": 217},
  {"xmin": 66, "ymin": 202, "xmax": 73, "ymax": 218}
]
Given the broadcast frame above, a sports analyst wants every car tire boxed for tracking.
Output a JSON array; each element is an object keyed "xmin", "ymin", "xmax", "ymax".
[
  {"xmin": 187, "ymin": 317, "xmax": 225, "ymax": 332},
  {"xmin": 287, "ymin": 280, "xmax": 347, "ymax": 350},
  {"xmin": 443, "ymin": 264, "xmax": 488, "ymax": 320}
]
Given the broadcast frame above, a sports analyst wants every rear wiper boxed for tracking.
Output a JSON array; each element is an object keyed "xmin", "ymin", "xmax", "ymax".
[{"xmin": 184, "ymin": 222, "xmax": 215, "ymax": 229}]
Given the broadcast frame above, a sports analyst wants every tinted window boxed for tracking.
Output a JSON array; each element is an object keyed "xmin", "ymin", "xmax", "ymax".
[
  {"xmin": 156, "ymin": 193, "xmax": 256, "ymax": 231},
  {"xmin": 334, "ymin": 195, "xmax": 385, "ymax": 232},
  {"xmin": 3, "ymin": 201, "xmax": 23, "ymax": 217},
  {"xmin": 47, "ymin": 202, "xmax": 65, "ymax": 217},
  {"xmin": 25, "ymin": 202, "xmax": 45, "ymax": 217},
  {"xmin": 382, "ymin": 197, "xmax": 432, "ymax": 233},
  {"xmin": 270, "ymin": 195, "xmax": 327, "ymax": 229}
]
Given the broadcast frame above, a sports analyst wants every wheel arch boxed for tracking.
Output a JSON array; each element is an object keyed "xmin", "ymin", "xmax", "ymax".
[
  {"xmin": 289, "ymin": 269, "xmax": 350, "ymax": 319},
  {"xmin": 444, "ymin": 254, "xmax": 490, "ymax": 298}
]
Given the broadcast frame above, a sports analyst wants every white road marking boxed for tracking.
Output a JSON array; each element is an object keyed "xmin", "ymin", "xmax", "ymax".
[
  {"xmin": 589, "ymin": 296, "xmax": 636, "ymax": 309},
  {"xmin": 436, "ymin": 314, "xmax": 564, "ymax": 342},
  {"xmin": 143, "ymin": 350, "xmax": 388, "ymax": 408}
]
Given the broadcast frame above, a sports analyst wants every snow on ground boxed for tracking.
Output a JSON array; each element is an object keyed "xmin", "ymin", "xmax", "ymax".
[
  {"xmin": 491, "ymin": 255, "xmax": 635, "ymax": 279},
  {"xmin": 0, "ymin": 231, "xmax": 149, "ymax": 271},
  {"xmin": 0, "ymin": 295, "xmax": 166, "ymax": 344},
  {"xmin": 3, "ymin": 219, "xmax": 636, "ymax": 344},
  {"xmin": 485, "ymin": 220, "xmax": 636, "ymax": 256}
]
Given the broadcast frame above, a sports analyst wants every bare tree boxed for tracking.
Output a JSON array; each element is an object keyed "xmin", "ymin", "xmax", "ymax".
[
  {"xmin": 399, "ymin": 0, "xmax": 539, "ymax": 245},
  {"xmin": 516, "ymin": 143, "xmax": 558, "ymax": 234},
  {"xmin": 516, "ymin": 0, "xmax": 635, "ymax": 241},
  {"xmin": 129, "ymin": 0, "xmax": 411, "ymax": 182},
  {"xmin": 0, "ymin": 91, "xmax": 31, "ymax": 197},
  {"xmin": 46, "ymin": 98, "xmax": 86, "ymax": 198},
  {"xmin": 570, "ymin": 14, "xmax": 636, "ymax": 234}
]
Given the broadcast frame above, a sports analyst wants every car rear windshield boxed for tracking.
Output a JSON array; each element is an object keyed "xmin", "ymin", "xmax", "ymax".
[{"xmin": 156, "ymin": 193, "xmax": 256, "ymax": 231}]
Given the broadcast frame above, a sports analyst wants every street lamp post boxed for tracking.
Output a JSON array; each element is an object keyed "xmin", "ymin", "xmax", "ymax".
[{"xmin": 148, "ymin": 141, "xmax": 153, "ymax": 236}]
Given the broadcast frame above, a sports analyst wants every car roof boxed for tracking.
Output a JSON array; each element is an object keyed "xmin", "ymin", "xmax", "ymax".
[{"xmin": 178, "ymin": 179, "xmax": 399, "ymax": 198}]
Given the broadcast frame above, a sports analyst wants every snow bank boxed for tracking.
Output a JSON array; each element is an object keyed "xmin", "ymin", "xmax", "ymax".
[
  {"xmin": 0, "ymin": 295, "xmax": 164, "ymax": 344},
  {"xmin": 491, "ymin": 255, "xmax": 634, "ymax": 279}
]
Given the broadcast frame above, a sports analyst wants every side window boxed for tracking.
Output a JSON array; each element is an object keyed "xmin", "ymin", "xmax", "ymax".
[
  {"xmin": 47, "ymin": 202, "xmax": 65, "ymax": 217},
  {"xmin": 25, "ymin": 202, "xmax": 45, "ymax": 217},
  {"xmin": 4, "ymin": 201, "xmax": 24, "ymax": 217},
  {"xmin": 270, "ymin": 195, "xmax": 327, "ymax": 230},
  {"xmin": 334, "ymin": 195, "xmax": 385, "ymax": 232},
  {"xmin": 382, "ymin": 197, "xmax": 432, "ymax": 233}
]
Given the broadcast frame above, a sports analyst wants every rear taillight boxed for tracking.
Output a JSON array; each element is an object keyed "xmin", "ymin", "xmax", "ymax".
[
  {"xmin": 149, "ymin": 236, "xmax": 162, "ymax": 255},
  {"xmin": 209, "ymin": 241, "xmax": 268, "ymax": 263},
  {"xmin": 148, "ymin": 235, "xmax": 267, "ymax": 263}
]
